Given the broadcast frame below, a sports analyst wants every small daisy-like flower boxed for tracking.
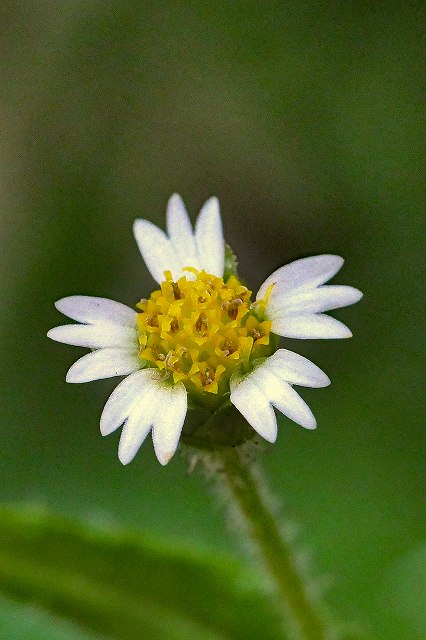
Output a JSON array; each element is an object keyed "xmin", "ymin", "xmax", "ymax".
[{"xmin": 48, "ymin": 194, "xmax": 362, "ymax": 465}]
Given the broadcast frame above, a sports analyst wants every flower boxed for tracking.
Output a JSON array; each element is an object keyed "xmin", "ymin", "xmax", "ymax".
[{"xmin": 48, "ymin": 194, "xmax": 362, "ymax": 465}]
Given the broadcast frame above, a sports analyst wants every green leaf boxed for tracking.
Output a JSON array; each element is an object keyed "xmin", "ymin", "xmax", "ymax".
[
  {"xmin": 0, "ymin": 505, "xmax": 284, "ymax": 640},
  {"xmin": 0, "ymin": 596, "xmax": 103, "ymax": 640}
]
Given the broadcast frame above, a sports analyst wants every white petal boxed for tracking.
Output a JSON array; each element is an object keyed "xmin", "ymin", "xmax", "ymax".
[
  {"xmin": 230, "ymin": 375, "xmax": 277, "ymax": 443},
  {"xmin": 133, "ymin": 219, "xmax": 180, "ymax": 283},
  {"xmin": 55, "ymin": 296, "xmax": 136, "ymax": 327},
  {"xmin": 66, "ymin": 349, "xmax": 141, "ymax": 383},
  {"xmin": 253, "ymin": 365, "xmax": 316, "ymax": 430},
  {"xmin": 118, "ymin": 415, "xmax": 153, "ymax": 466},
  {"xmin": 166, "ymin": 194, "xmax": 200, "ymax": 273},
  {"xmin": 100, "ymin": 369, "xmax": 157, "ymax": 436},
  {"xmin": 257, "ymin": 255, "xmax": 344, "ymax": 300},
  {"xmin": 118, "ymin": 383, "xmax": 161, "ymax": 465},
  {"xmin": 274, "ymin": 384, "xmax": 316, "ymax": 429},
  {"xmin": 271, "ymin": 313, "xmax": 352, "ymax": 339},
  {"xmin": 195, "ymin": 197, "xmax": 224, "ymax": 277},
  {"xmin": 152, "ymin": 383, "xmax": 187, "ymax": 465},
  {"xmin": 47, "ymin": 323, "xmax": 138, "ymax": 349},
  {"xmin": 268, "ymin": 285, "xmax": 363, "ymax": 317},
  {"xmin": 267, "ymin": 349, "xmax": 330, "ymax": 388}
]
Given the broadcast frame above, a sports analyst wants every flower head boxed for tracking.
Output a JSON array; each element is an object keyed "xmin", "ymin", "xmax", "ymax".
[{"xmin": 48, "ymin": 194, "xmax": 362, "ymax": 465}]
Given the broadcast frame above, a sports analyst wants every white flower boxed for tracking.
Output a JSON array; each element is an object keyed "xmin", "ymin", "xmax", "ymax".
[{"xmin": 48, "ymin": 194, "xmax": 362, "ymax": 465}]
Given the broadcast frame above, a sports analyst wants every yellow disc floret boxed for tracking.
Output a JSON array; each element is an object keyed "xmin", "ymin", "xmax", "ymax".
[{"xmin": 137, "ymin": 269, "xmax": 274, "ymax": 402}]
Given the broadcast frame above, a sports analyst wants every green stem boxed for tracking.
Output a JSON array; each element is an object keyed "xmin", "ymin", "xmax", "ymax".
[{"xmin": 207, "ymin": 445, "xmax": 329, "ymax": 640}]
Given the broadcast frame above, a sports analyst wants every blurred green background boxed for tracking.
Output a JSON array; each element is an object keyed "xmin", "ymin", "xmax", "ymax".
[{"xmin": 0, "ymin": 2, "xmax": 424, "ymax": 639}]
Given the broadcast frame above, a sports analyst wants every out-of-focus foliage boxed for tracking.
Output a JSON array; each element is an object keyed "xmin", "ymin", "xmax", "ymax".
[
  {"xmin": 0, "ymin": 506, "xmax": 284, "ymax": 640},
  {"xmin": 0, "ymin": 2, "xmax": 424, "ymax": 639}
]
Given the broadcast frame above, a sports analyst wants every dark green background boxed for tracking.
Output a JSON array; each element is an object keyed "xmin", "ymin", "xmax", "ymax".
[{"xmin": 0, "ymin": 2, "xmax": 424, "ymax": 639}]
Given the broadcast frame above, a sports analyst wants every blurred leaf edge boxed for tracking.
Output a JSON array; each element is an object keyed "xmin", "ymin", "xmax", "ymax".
[{"xmin": 0, "ymin": 503, "xmax": 284, "ymax": 640}]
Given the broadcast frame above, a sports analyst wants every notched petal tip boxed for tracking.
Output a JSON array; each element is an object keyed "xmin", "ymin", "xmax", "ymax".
[
  {"xmin": 319, "ymin": 254, "xmax": 344, "ymax": 273},
  {"xmin": 65, "ymin": 370, "xmax": 83, "ymax": 384},
  {"xmin": 262, "ymin": 429, "xmax": 278, "ymax": 444},
  {"xmin": 350, "ymin": 287, "xmax": 363, "ymax": 303},
  {"xmin": 54, "ymin": 297, "xmax": 68, "ymax": 313},
  {"xmin": 156, "ymin": 450, "xmax": 174, "ymax": 466},
  {"xmin": 322, "ymin": 373, "xmax": 332, "ymax": 387},
  {"xmin": 168, "ymin": 192, "xmax": 185, "ymax": 207},
  {"xmin": 100, "ymin": 422, "xmax": 110, "ymax": 437},
  {"xmin": 118, "ymin": 450, "xmax": 133, "ymax": 465},
  {"xmin": 303, "ymin": 415, "xmax": 317, "ymax": 430},
  {"xmin": 329, "ymin": 254, "xmax": 344, "ymax": 265},
  {"xmin": 132, "ymin": 217, "xmax": 148, "ymax": 236},
  {"xmin": 47, "ymin": 325, "xmax": 71, "ymax": 344},
  {"xmin": 133, "ymin": 218, "xmax": 160, "ymax": 244},
  {"xmin": 329, "ymin": 323, "xmax": 352, "ymax": 339},
  {"xmin": 166, "ymin": 193, "xmax": 188, "ymax": 228},
  {"xmin": 54, "ymin": 295, "xmax": 87, "ymax": 316},
  {"xmin": 203, "ymin": 195, "xmax": 219, "ymax": 209}
]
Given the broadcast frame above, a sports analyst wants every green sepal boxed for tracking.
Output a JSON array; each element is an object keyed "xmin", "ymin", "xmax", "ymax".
[
  {"xmin": 223, "ymin": 243, "xmax": 239, "ymax": 281},
  {"xmin": 181, "ymin": 400, "xmax": 260, "ymax": 450}
]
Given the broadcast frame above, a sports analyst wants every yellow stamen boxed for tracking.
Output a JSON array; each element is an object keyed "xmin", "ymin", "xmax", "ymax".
[{"xmin": 136, "ymin": 269, "xmax": 273, "ymax": 395}]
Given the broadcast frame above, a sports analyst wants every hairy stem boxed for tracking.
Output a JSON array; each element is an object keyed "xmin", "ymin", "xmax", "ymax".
[{"xmin": 203, "ymin": 445, "xmax": 329, "ymax": 640}]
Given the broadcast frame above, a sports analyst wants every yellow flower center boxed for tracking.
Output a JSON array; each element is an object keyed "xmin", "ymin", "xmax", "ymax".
[{"xmin": 136, "ymin": 268, "xmax": 274, "ymax": 400}]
